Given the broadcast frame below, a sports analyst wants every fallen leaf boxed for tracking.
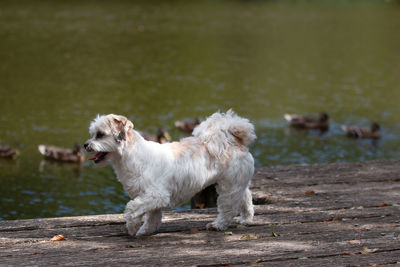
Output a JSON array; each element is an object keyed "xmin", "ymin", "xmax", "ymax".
[
  {"xmin": 246, "ymin": 259, "xmax": 262, "ymax": 264},
  {"xmin": 50, "ymin": 234, "xmax": 65, "ymax": 242},
  {"xmin": 361, "ymin": 247, "xmax": 379, "ymax": 254},
  {"xmin": 305, "ymin": 190, "xmax": 315, "ymax": 195},
  {"xmin": 270, "ymin": 232, "xmax": 278, "ymax": 237},
  {"xmin": 348, "ymin": 239, "xmax": 361, "ymax": 245},
  {"xmin": 189, "ymin": 228, "xmax": 199, "ymax": 233},
  {"xmin": 380, "ymin": 203, "xmax": 389, "ymax": 207},
  {"xmin": 254, "ymin": 234, "xmax": 262, "ymax": 239},
  {"xmin": 342, "ymin": 252, "xmax": 352, "ymax": 256},
  {"xmin": 240, "ymin": 234, "xmax": 251, "ymax": 240},
  {"xmin": 328, "ymin": 217, "xmax": 342, "ymax": 222},
  {"xmin": 224, "ymin": 231, "xmax": 233, "ymax": 236},
  {"xmin": 283, "ymin": 210, "xmax": 292, "ymax": 214},
  {"xmin": 240, "ymin": 233, "xmax": 263, "ymax": 240}
]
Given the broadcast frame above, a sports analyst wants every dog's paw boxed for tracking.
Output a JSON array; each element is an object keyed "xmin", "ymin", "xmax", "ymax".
[
  {"xmin": 135, "ymin": 225, "xmax": 154, "ymax": 236},
  {"xmin": 206, "ymin": 221, "xmax": 228, "ymax": 231},
  {"xmin": 126, "ymin": 221, "xmax": 141, "ymax": 236},
  {"xmin": 234, "ymin": 217, "xmax": 253, "ymax": 225}
]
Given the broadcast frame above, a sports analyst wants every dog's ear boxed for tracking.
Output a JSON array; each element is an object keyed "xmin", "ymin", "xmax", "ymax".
[{"xmin": 111, "ymin": 115, "xmax": 134, "ymax": 143}]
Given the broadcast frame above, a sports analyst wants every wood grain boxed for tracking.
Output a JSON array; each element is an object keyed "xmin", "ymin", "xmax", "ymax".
[{"xmin": 1, "ymin": 160, "xmax": 399, "ymax": 266}]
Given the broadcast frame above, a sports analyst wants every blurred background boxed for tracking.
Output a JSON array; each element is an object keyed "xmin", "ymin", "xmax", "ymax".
[{"xmin": 1, "ymin": 0, "xmax": 399, "ymax": 220}]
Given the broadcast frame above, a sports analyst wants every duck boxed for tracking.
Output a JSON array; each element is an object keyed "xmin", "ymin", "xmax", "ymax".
[
  {"xmin": 38, "ymin": 143, "xmax": 84, "ymax": 163},
  {"xmin": 284, "ymin": 112, "xmax": 329, "ymax": 131},
  {"xmin": 139, "ymin": 129, "xmax": 171, "ymax": 144},
  {"xmin": 0, "ymin": 145, "xmax": 19, "ymax": 159},
  {"xmin": 174, "ymin": 117, "xmax": 202, "ymax": 133},
  {"xmin": 341, "ymin": 122, "xmax": 381, "ymax": 139}
]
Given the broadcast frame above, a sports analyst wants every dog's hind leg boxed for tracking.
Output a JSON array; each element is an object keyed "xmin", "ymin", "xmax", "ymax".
[
  {"xmin": 206, "ymin": 183, "xmax": 245, "ymax": 231},
  {"xmin": 136, "ymin": 209, "xmax": 162, "ymax": 236},
  {"xmin": 238, "ymin": 187, "xmax": 254, "ymax": 224}
]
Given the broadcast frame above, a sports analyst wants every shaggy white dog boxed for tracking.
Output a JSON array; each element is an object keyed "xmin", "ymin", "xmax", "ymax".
[{"xmin": 84, "ymin": 110, "xmax": 256, "ymax": 236}]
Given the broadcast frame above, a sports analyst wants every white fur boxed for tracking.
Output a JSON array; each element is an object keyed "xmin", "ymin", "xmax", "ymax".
[{"xmin": 84, "ymin": 110, "xmax": 256, "ymax": 236}]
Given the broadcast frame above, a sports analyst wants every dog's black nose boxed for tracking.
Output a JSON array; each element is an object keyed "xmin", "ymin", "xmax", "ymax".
[{"xmin": 84, "ymin": 143, "xmax": 88, "ymax": 149}]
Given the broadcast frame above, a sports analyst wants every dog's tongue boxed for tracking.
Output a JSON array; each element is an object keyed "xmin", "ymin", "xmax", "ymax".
[{"xmin": 88, "ymin": 152, "xmax": 104, "ymax": 161}]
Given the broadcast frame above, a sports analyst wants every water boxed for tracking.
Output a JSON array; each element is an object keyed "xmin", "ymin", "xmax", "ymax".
[{"xmin": 1, "ymin": 0, "xmax": 400, "ymax": 220}]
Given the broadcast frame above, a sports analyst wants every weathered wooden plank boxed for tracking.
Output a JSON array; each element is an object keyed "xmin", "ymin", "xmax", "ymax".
[
  {"xmin": 1, "ymin": 160, "xmax": 399, "ymax": 266},
  {"xmin": 1, "ymin": 205, "xmax": 398, "ymax": 239},
  {"xmin": 1, "ymin": 205, "xmax": 399, "ymax": 266},
  {"xmin": 1, "ymin": 203, "xmax": 397, "ymax": 235},
  {"xmin": 253, "ymin": 160, "xmax": 400, "ymax": 186},
  {"xmin": 1, "ymin": 227, "xmax": 399, "ymax": 267},
  {"xmin": 253, "ymin": 181, "xmax": 400, "ymax": 195},
  {"xmin": 251, "ymin": 192, "xmax": 400, "ymax": 212},
  {"xmin": 198, "ymin": 250, "xmax": 400, "ymax": 266}
]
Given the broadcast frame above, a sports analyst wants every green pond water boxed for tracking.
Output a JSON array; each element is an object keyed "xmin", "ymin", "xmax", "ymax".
[{"xmin": 1, "ymin": 0, "xmax": 400, "ymax": 220}]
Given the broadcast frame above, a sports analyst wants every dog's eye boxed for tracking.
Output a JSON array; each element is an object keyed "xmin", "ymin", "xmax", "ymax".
[{"xmin": 96, "ymin": 132, "xmax": 104, "ymax": 139}]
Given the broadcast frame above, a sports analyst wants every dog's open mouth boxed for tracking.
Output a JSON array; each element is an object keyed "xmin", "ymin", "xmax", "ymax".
[{"xmin": 88, "ymin": 152, "xmax": 108, "ymax": 163}]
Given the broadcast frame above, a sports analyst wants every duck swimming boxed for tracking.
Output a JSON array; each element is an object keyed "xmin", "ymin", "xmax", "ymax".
[
  {"xmin": 284, "ymin": 112, "xmax": 329, "ymax": 131},
  {"xmin": 174, "ymin": 117, "xmax": 202, "ymax": 133},
  {"xmin": 38, "ymin": 143, "xmax": 84, "ymax": 163},
  {"xmin": 341, "ymin": 122, "xmax": 381, "ymax": 139},
  {"xmin": 0, "ymin": 145, "xmax": 19, "ymax": 159},
  {"xmin": 139, "ymin": 129, "xmax": 171, "ymax": 144}
]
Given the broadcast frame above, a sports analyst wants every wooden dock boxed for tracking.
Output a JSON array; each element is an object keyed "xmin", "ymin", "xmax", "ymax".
[{"xmin": 1, "ymin": 160, "xmax": 399, "ymax": 266}]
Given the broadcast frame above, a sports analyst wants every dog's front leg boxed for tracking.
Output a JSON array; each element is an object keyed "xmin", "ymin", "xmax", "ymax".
[
  {"xmin": 125, "ymin": 199, "xmax": 144, "ymax": 236},
  {"xmin": 124, "ymin": 195, "xmax": 167, "ymax": 236}
]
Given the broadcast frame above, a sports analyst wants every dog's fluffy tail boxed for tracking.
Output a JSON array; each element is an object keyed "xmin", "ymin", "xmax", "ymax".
[{"xmin": 192, "ymin": 109, "xmax": 256, "ymax": 158}]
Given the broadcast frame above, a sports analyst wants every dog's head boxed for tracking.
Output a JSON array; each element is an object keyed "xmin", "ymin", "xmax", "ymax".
[{"xmin": 84, "ymin": 114, "xmax": 134, "ymax": 166}]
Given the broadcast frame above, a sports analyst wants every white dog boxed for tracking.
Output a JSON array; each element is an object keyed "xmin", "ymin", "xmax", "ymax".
[{"xmin": 84, "ymin": 110, "xmax": 256, "ymax": 236}]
